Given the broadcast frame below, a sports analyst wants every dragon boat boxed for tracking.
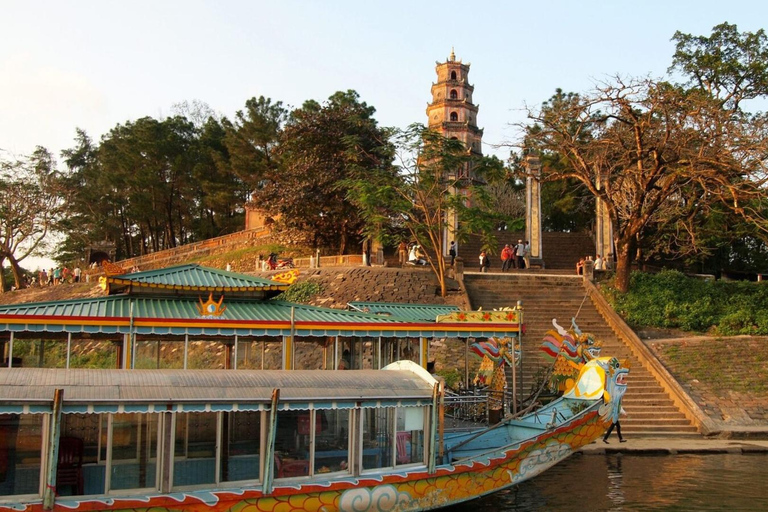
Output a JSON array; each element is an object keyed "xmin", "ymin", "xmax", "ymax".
[{"xmin": 0, "ymin": 356, "xmax": 628, "ymax": 512}]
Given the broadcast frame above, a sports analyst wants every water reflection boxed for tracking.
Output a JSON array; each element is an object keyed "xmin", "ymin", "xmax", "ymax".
[{"xmin": 447, "ymin": 453, "xmax": 768, "ymax": 511}]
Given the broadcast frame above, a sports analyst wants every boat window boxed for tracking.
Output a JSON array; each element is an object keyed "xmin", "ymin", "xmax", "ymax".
[
  {"xmin": 236, "ymin": 338, "xmax": 282, "ymax": 370},
  {"xmin": 314, "ymin": 409, "xmax": 350, "ymax": 475},
  {"xmin": 134, "ymin": 339, "xmax": 185, "ymax": 369},
  {"xmin": 396, "ymin": 407, "xmax": 425, "ymax": 466},
  {"xmin": 361, "ymin": 407, "xmax": 395, "ymax": 471},
  {"xmin": 109, "ymin": 413, "xmax": 159, "ymax": 491},
  {"xmin": 221, "ymin": 411, "xmax": 261, "ymax": 483},
  {"xmin": 7, "ymin": 338, "xmax": 67, "ymax": 368},
  {"xmin": 275, "ymin": 410, "xmax": 311, "ymax": 478},
  {"xmin": 58, "ymin": 413, "xmax": 106, "ymax": 495},
  {"xmin": 0, "ymin": 414, "xmax": 44, "ymax": 497},
  {"xmin": 173, "ymin": 412, "xmax": 218, "ymax": 487},
  {"xmin": 186, "ymin": 338, "xmax": 230, "ymax": 369},
  {"xmin": 293, "ymin": 337, "xmax": 326, "ymax": 370}
]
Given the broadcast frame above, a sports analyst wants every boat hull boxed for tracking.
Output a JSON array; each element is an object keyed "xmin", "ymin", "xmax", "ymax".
[{"xmin": 2, "ymin": 406, "xmax": 607, "ymax": 512}]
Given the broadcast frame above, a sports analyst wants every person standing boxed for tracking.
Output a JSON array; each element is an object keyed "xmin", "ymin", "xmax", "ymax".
[
  {"xmin": 500, "ymin": 244, "xmax": 514, "ymax": 271},
  {"xmin": 398, "ymin": 241, "xmax": 408, "ymax": 267},
  {"xmin": 515, "ymin": 240, "xmax": 526, "ymax": 269},
  {"xmin": 479, "ymin": 250, "xmax": 490, "ymax": 273},
  {"xmin": 523, "ymin": 241, "xmax": 531, "ymax": 269},
  {"xmin": 362, "ymin": 237, "xmax": 372, "ymax": 266},
  {"xmin": 73, "ymin": 267, "xmax": 81, "ymax": 283},
  {"xmin": 594, "ymin": 254, "xmax": 604, "ymax": 271},
  {"xmin": 448, "ymin": 241, "xmax": 457, "ymax": 266}
]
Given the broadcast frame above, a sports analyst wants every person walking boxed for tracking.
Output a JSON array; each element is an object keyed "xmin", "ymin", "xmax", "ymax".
[
  {"xmin": 448, "ymin": 241, "xmax": 457, "ymax": 266},
  {"xmin": 603, "ymin": 407, "xmax": 627, "ymax": 443}
]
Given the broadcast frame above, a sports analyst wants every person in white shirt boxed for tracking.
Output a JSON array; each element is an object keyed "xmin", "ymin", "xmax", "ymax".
[
  {"xmin": 515, "ymin": 240, "xmax": 526, "ymax": 269},
  {"xmin": 594, "ymin": 254, "xmax": 604, "ymax": 271}
]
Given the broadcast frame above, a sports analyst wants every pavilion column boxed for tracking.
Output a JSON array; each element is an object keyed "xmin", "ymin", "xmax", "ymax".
[
  {"xmin": 595, "ymin": 171, "xmax": 614, "ymax": 269},
  {"xmin": 420, "ymin": 337, "xmax": 429, "ymax": 369},
  {"xmin": 525, "ymin": 155, "xmax": 544, "ymax": 268}
]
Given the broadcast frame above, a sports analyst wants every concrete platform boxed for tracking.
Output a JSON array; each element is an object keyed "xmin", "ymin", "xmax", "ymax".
[{"xmin": 580, "ymin": 437, "xmax": 768, "ymax": 455}]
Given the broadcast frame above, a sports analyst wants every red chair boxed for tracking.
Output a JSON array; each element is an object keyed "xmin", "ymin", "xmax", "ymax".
[
  {"xmin": 396, "ymin": 432, "xmax": 411, "ymax": 465},
  {"xmin": 274, "ymin": 455, "xmax": 309, "ymax": 478},
  {"xmin": 57, "ymin": 437, "xmax": 84, "ymax": 495}
]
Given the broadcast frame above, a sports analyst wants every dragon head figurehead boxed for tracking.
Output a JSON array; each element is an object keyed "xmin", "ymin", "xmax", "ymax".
[
  {"xmin": 563, "ymin": 356, "xmax": 630, "ymax": 423},
  {"xmin": 540, "ymin": 318, "xmax": 604, "ymax": 393}
]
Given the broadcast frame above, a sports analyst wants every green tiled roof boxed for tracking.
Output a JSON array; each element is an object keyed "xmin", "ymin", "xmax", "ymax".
[
  {"xmin": 348, "ymin": 302, "xmax": 461, "ymax": 322},
  {"xmin": 0, "ymin": 295, "xmax": 519, "ymax": 339},
  {"xmin": 107, "ymin": 264, "xmax": 288, "ymax": 298}
]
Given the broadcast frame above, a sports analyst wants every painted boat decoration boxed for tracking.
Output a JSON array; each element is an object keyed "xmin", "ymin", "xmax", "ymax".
[{"xmin": 0, "ymin": 358, "xmax": 628, "ymax": 512}]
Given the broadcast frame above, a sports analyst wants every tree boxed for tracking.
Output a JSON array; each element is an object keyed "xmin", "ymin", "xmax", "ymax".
[
  {"xmin": 259, "ymin": 90, "xmax": 394, "ymax": 252},
  {"xmin": 347, "ymin": 124, "xmax": 505, "ymax": 297},
  {"xmin": 520, "ymin": 77, "xmax": 768, "ymax": 293},
  {"xmin": 517, "ymin": 24, "xmax": 768, "ymax": 293},
  {"xmin": 222, "ymin": 96, "xmax": 287, "ymax": 193},
  {"xmin": 0, "ymin": 148, "xmax": 62, "ymax": 290}
]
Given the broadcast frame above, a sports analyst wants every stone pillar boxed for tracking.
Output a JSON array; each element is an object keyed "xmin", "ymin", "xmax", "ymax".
[
  {"xmin": 525, "ymin": 155, "xmax": 544, "ymax": 268},
  {"xmin": 595, "ymin": 172, "xmax": 614, "ymax": 269}
]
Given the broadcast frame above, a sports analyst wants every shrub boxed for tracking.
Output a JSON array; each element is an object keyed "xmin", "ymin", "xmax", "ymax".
[
  {"xmin": 273, "ymin": 281, "xmax": 322, "ymax": 304},
  {"xmin": 604, "ymin": 270, "xmax": 768, "ymax": 335}
]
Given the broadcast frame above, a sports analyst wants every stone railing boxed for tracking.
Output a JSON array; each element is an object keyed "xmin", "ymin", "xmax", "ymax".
[{"xmin": 583, "ymin": 279, "xmax": 720, "ymax": 436}]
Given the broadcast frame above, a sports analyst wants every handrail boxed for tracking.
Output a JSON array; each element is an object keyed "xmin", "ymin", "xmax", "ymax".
[{"xmin": 583, "ymin": 279, "xmax": 720, "ymax": 436}]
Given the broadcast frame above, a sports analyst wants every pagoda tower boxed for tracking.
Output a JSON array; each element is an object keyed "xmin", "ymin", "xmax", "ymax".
[{"xmin": 426, "ymin": 48, "xmax": 484, "ymax": 180}]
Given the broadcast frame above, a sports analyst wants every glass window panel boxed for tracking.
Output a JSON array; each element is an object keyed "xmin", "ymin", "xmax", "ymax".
[
  {"xmin": 134, "ymin": 340, "xmax": 185, "ymax": 369},
  {"xmin": 274, "ymin": 411, "xmax": 309, "ymax": 479},
  {"xmin": 69, "ymin": 339, "xmax": 118, "ymax": 369},
  {"xmin": 61, "ymin": 414, "xmax": 101, "ymax": 464},
  {"xmin": 313, "ymin": 410, "xmax": 350, "ymax": 475},
  {"xmin": 9, "ymin": 339, "xmax": 67, "ymax": 368},
  {"xmin": 221, "ymin": 411, "xmax": 261, "ymax": 483},
  {"xmin": 110, "ymin": 413, "xmax": 158, "ymax": 491},
  {"xmin": 173, "ymin": 412, "xmax": 217, "ymax": 487},
  {"xmin": 0, "ymin": 414, "xmax": 43, "ymax": 497},
  {"xmin": 236, "ymin": 339, "xmax": 282, "ymax": 370},
  {"xmin": 293, "ymin": 338, "xmax": 325, "ymax": 370},
  {"xmin": 362, "ymin": 407, "xmax": 394, "ymax": 471},
  {"xmin": 396, "ymin": 408, "xmax": 425, "ymax": 466},
  {"xmin": 187, "ymin": 339, "xmax": 228, "ymax": 369}
]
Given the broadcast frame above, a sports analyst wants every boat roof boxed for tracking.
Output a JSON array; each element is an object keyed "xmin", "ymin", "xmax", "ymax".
[
  {"xmin": 105, "ymin": 263, "xmax": 288, "ymax": 299},
  {"xmin": 347, "ymin": 301, "xmax": 461, "ymax": 322},
  {"xmin": 0, "ymin": 297, "xmax": 519, "ymax": 339},
  {"xmin": 0, "ymin": 264, "xmax": 521, "ymax": 339},
  {"xmin": 0, "ymin": 366, "xmax": 436, "ymax": 415}
]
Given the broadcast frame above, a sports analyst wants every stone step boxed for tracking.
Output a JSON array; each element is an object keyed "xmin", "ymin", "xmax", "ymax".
[{"xmin": 464, "ymin": 272, "xmax": 698, "ymax": 436}]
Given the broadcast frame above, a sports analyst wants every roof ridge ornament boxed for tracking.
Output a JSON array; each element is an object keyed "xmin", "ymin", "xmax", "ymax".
[{"xmin": 450, "ymin": 47, "xmax": 455, "ymax": 61}]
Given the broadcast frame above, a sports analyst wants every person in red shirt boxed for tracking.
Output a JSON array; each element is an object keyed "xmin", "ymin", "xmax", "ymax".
[{"xmin": 501, "ymin": 244, "xmax": 514, "ymax": 271}]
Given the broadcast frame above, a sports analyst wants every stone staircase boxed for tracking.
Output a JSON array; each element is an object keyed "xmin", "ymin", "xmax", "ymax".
[
  {"xmin": 459, "ymin": 232, "xmax": 596, "ymax": 270},
  {"xmin": 463, "ymin": 271, "xmax": 700, "ymax": 437}
]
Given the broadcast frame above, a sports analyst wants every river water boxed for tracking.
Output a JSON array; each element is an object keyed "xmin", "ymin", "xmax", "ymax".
[{"xmin": 446, "ymin": 452, "xmax": 768, "ymax": 511}]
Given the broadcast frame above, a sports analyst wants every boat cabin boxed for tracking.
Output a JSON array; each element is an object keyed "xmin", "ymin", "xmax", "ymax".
[{"xmin": 0, "ymin": 364, "xmax": 438, "ymax": 502}]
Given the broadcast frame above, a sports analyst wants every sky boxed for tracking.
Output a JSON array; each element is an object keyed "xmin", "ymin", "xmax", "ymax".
[{"xmin": 2, "ymin": 0, "xmax": 767, "ymax": 269}]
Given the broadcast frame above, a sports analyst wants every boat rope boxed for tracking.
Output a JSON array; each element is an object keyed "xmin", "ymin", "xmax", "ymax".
[{"xmin": 573, "ymin": 288, "xmax": 590, "ymax": 322}]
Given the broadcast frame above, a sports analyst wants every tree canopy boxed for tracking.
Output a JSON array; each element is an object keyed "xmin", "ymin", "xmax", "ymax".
[
  {"xmin": 0, "ymin": 148, "xmax": 63, "ymax": 290},
  {"xmin": 517, "ymin": 23, "xmax": 768, "ymax": 292},
  {"xmin": 347, "ymin": 124, "xmax": 505, "ymax": 297}
]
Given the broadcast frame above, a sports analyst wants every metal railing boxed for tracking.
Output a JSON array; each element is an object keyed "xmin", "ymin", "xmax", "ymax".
[{"xmin": 443, "ymin": 388, "xmax": 514, "ymax": 429}]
